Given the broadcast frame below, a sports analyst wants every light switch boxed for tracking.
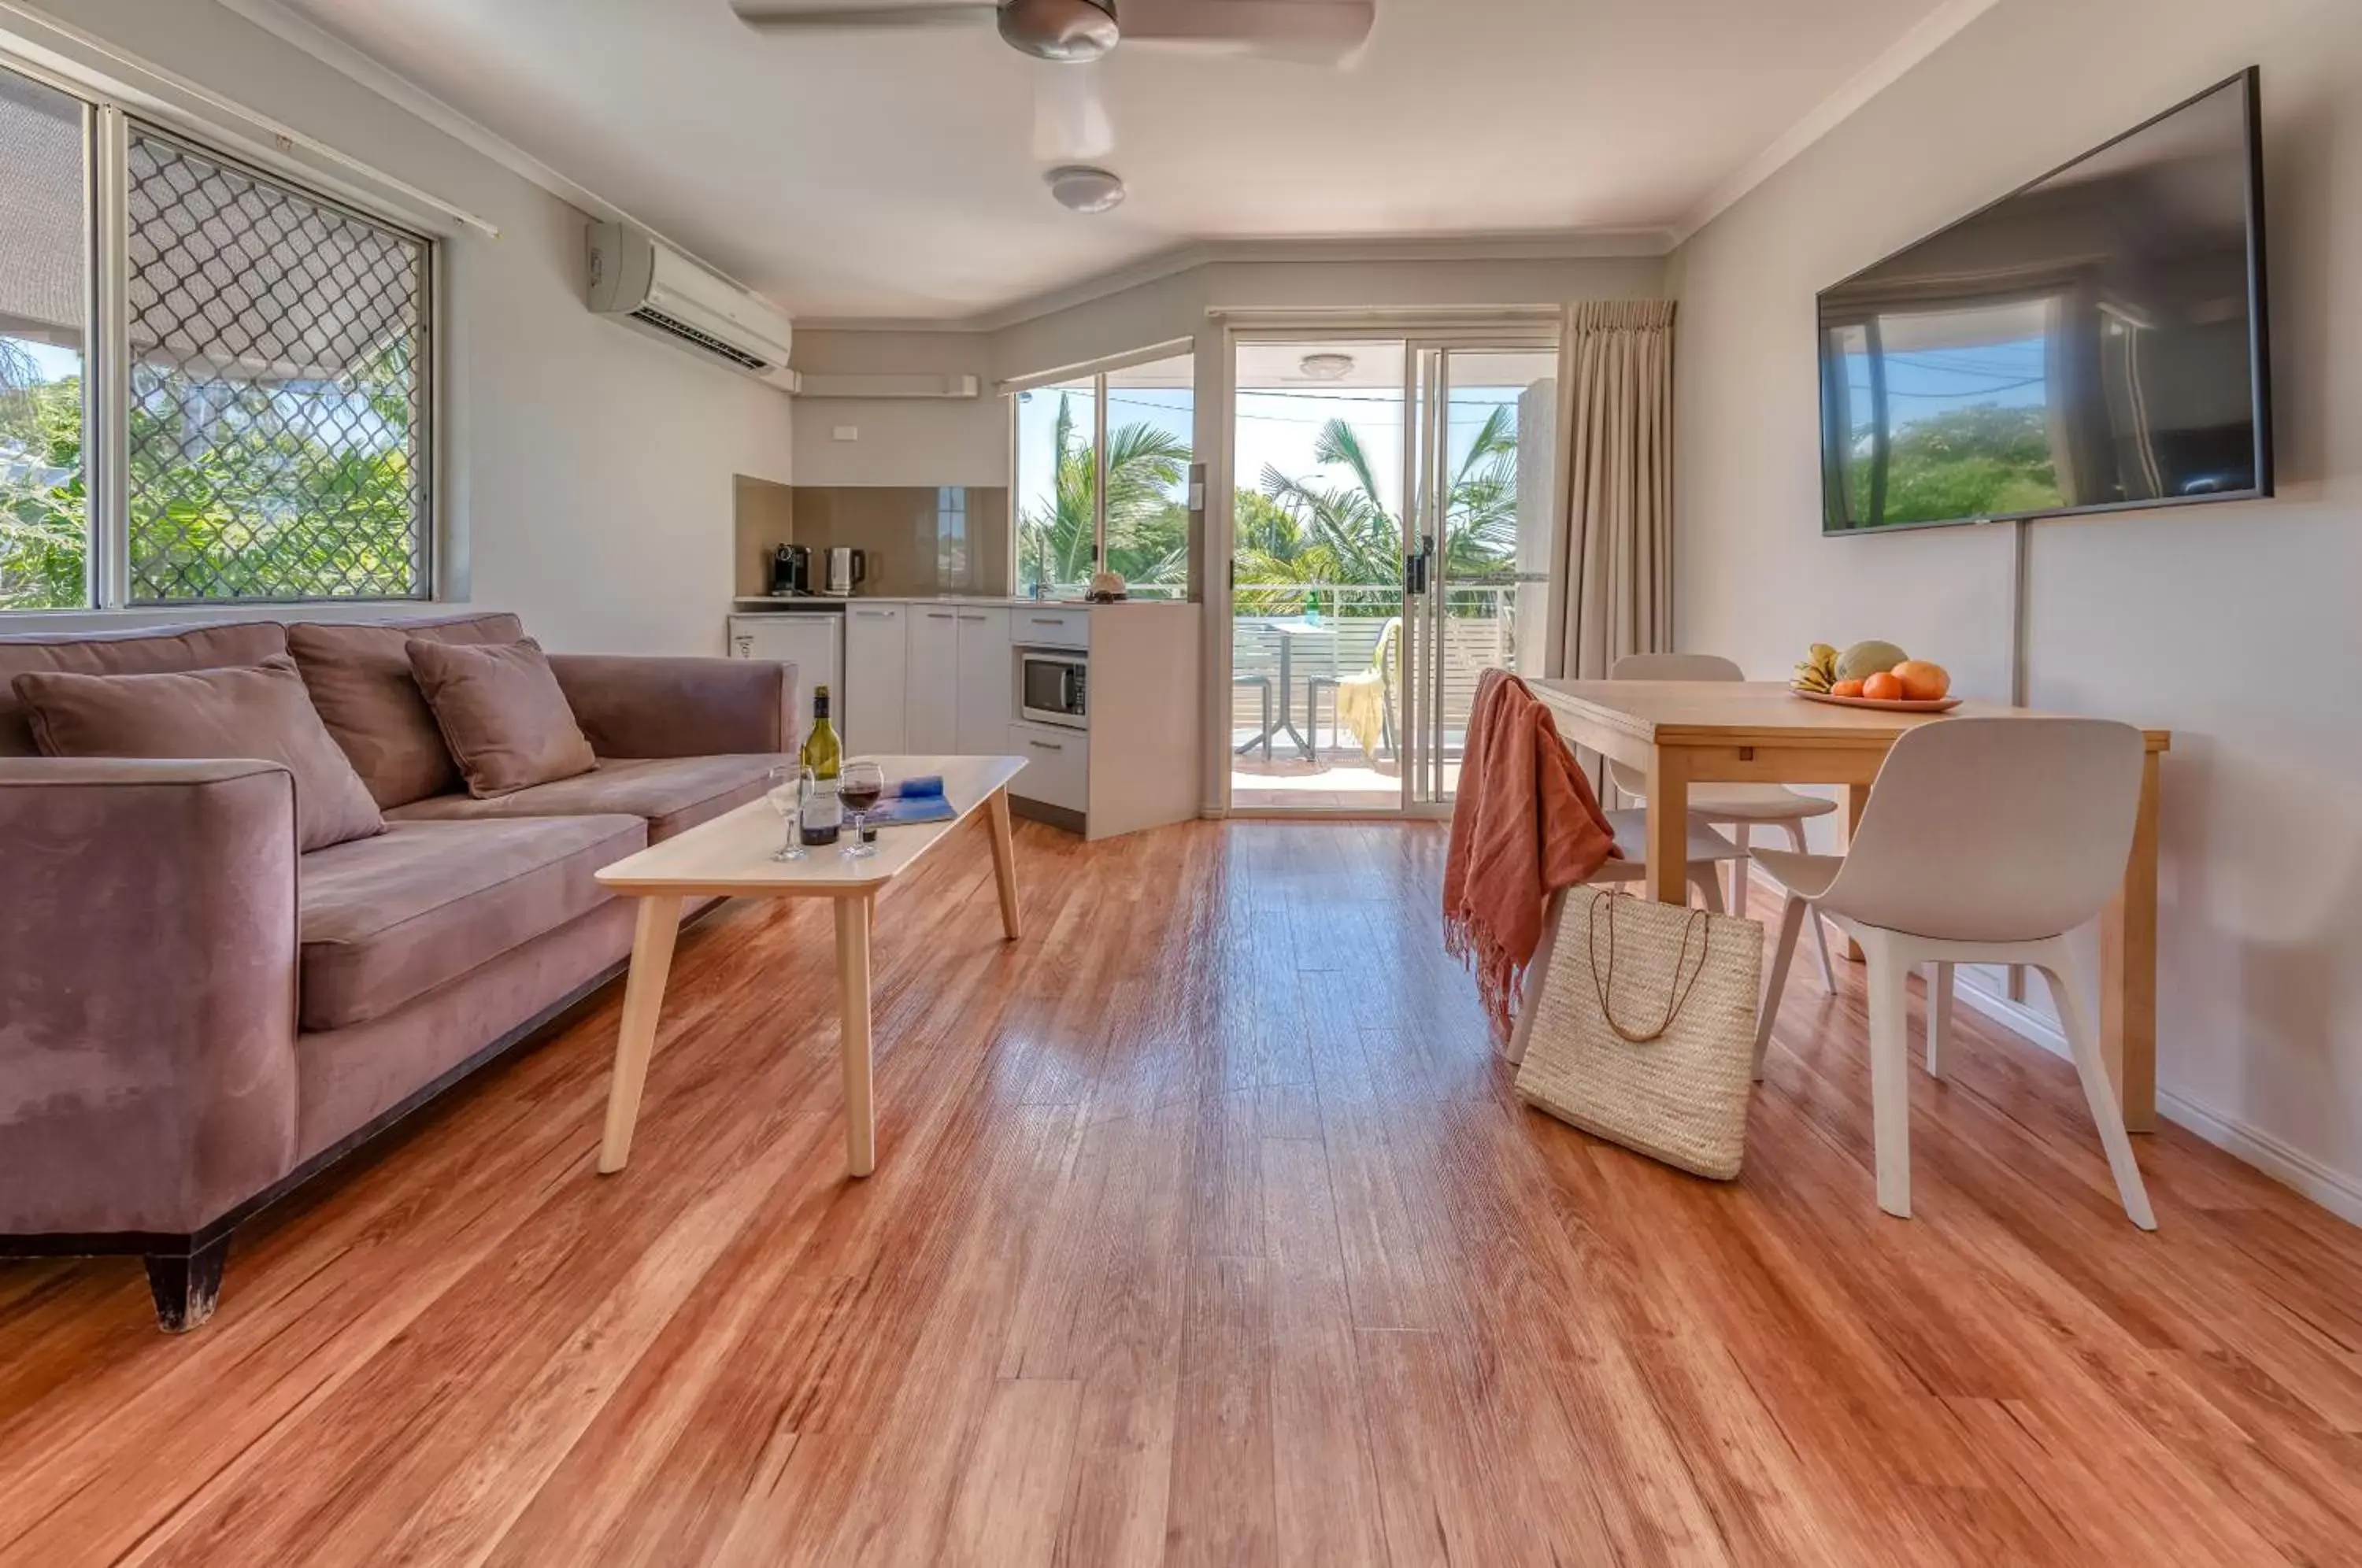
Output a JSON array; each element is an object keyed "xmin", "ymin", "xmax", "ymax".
[{"xmin": 833, "ymin": 425, "xmax": 860, "ymax": 442}]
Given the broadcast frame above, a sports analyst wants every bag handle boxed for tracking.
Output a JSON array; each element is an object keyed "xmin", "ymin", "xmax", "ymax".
[{"xmin": 1583, "ymin": 889, "xmax": 1713, "ymax": 1045}]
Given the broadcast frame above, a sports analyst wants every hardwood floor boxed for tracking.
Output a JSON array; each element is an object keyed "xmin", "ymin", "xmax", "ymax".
[{"xmin": 4, "ymin": 819, "xmax": 2360, "ymax": 1566}]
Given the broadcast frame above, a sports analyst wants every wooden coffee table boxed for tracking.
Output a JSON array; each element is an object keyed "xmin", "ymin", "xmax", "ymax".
[{"xmin": 592, "ymin": 754, "xmax": 1025, "ymax": 1179}]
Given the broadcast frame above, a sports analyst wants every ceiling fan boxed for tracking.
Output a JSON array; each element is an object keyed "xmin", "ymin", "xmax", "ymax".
[{"xmin": 730, "ymin": 0, "xmax": 1377, "ymax": 209}]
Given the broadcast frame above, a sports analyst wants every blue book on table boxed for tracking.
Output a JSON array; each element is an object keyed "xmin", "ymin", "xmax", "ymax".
[{"xmin": 861, "ymin": 775, "xmax": 954, "ymax": 828}]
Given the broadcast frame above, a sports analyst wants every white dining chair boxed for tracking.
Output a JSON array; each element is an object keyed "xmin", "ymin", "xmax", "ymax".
[
  {"xmin": 1609, "ymin": 653, "xmax": 1840, "ymax": 991},
  {"xmin": 1750, "ymin": 717, "xmax": 2156, "ymax": 1229},
  {"xmin": 1503, "ymin": 809, "xmax": 1749, "ymax": 1066}
]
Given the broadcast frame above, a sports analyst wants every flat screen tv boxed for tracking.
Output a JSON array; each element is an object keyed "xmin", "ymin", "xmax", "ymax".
[{"xmin": 1818, "ymin": 68, "xmax": 2271, "ymax": 534}]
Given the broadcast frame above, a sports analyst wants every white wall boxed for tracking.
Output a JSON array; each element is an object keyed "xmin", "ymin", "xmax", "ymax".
[
  {"xmin": 12, "ymin": 0, "xmax": 794, "ymax": 656},
  {"xmin": 790, "ymin": 330, "xmax": 1001, "ymax": 488},
  {"xmin": 1670, "ymin": 0, "xmax": 2362, "ymax": 1210},
  {"xmin": 790, "ymin": 250, "xmax": 1670, "ymax": 487}
]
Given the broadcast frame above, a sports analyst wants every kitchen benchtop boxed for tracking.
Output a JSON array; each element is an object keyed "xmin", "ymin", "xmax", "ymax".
[{"xmin": 730, "ymin": 595, "xmax": 1187, "ymax": 611}]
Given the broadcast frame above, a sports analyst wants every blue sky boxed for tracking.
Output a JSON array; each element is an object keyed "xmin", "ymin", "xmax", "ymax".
[{"xmin": 1013, "ymin": 381, "xmax": 1530, "ymax": 526}]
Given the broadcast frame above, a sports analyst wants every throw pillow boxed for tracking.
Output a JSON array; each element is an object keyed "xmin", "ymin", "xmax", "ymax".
[
  {"xmin": 285, "ymin": 615, "xmax": 525, "ymax": 808},
  {"xmin": 13, "ymin": 655, "xmax": 387, "ymax": 852},
  {"xmin": 406, "ymin": 636, "xmax": 598, "ymax": 798}
]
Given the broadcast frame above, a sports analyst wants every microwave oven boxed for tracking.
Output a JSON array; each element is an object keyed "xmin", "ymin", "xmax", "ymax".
[{"xmin": 1018, "ymin": 649, "xmax": 1088, "ymax": 729}]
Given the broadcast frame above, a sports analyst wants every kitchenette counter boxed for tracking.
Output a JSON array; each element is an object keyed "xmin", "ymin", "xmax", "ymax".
[{"xmin": 731, "ymin": 594, "xmax": 1180, "ymax": 611}]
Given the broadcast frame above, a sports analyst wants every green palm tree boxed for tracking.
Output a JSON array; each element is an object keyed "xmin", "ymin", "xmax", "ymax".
[
  {"xmin": 1018, "ymin": 392, "xmax": 1191, "ymax": 594},
  {"xmin": 1239, "ymin": 403, "xmax": 1521, "ymax": 611}
]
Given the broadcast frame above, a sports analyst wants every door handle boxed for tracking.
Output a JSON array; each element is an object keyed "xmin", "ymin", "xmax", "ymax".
[
  {"xmin": 1027, "ymin": 739, "xmax": 1064, "ymax": 753},
  {"xmin": 1404, "ymin": 542, "xmax": 1431, "ymax": 597}
]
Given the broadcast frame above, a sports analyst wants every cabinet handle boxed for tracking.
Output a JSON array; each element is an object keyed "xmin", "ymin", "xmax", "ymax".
[
  {"xmin": 853, "ymin": 608, "xmax": 892, "ymax": 618},
  {"xmin": 1029, "ymin": 616, "xmax": 1067, "ymax": 626},
  {"xmin": 925, "ymin": 611, "xmax": 954, "ymax": 620},
  {"xmin": 1026, "ymin": 739, "xmax": 1065, "ymax": 753},
  {"xmin": 958, "ymin": 613, "xmax": 988, "ymax": 623}
]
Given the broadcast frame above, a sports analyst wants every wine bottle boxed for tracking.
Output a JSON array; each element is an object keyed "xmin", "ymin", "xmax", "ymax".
[{"xmin": 799, "ymin": 686, "xmax": 842, "ymax": 846}]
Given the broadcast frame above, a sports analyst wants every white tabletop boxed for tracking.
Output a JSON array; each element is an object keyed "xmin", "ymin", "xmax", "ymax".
[{"xmin": 595, "ymin": 754, "xmax": 1026, "ymax": 897}]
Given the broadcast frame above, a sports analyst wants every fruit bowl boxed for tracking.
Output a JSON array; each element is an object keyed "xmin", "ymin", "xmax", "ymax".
[
  {"xmin": 1790, "ymin": 689, "xmax": 1962, "ymax": 713},
  {"xmin": 1790, "ymin": 640, "xmax": 1954, "ymax": 706}
]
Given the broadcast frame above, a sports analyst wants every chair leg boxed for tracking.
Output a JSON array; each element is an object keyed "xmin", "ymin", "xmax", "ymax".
[
  {"xmin": 1505, "ymin": 888, "xmax": 1568, "ymax": 1067},
  {"xmin": 1689, "ymin": 864, "xmax": 1727, "ymax": 915},
  {"xmin": 1754, "ymin": 893, "xmax": 1809, "ymax": 1081},
  {"xmin": 1727, "ymin": 823, "xmax": 1752, "ymax": 917},
  {"xmin": 1925, "ymin": 961, "xmax": 1954, "ymax": 1079},
  {"xmin": 1260, "ymin": 681, "xmax": 1272, "ymax": 761},
  {"xmin": 2034, "ymin": 946, "xmax": 2157, "ymax": 1230},
  {"xmin": 1864, "ymin": 934, "xmax": 1912, "ymax": 1219},
  {"xmin": 1782, "ymin": 820, "xmax": 1839, "ymax": 992}
]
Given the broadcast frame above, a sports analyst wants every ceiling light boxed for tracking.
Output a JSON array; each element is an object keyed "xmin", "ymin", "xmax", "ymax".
[
  {"xmin": 1046, "ymin": 165, "xmax": 1126, "ymax": 214},
  {"xmin": 1000, "ymin": 0, "xmax": 1120, "ymax": 63},
  {"xmin": 1299, "ymin": 353, "xmax": 1356, "ymax": 381}
]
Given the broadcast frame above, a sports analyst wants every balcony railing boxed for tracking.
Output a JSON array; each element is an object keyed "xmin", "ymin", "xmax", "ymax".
[{"xmin": 1230, "ymin": 581, "xmax": 1534, "ymax": 764}]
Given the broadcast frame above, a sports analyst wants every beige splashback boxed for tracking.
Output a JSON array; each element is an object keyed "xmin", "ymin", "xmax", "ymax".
[
  {"xmin": 735, "ymin": 483, "xmax": 1009, "ymax": 597},
  {"xmin": 732, "ymin": 476, "xmax": 794, "ymax": 598}
]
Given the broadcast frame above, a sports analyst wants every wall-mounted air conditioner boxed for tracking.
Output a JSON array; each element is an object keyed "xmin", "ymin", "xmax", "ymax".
[{"xmin": 587, "ymin": 223, "xmax": 799, "ymax": 394}]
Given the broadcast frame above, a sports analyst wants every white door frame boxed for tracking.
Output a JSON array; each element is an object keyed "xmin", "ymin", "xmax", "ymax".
[{"xmin": 1206, "ymin": 311, "xmax": 1564, "ymax": 820}]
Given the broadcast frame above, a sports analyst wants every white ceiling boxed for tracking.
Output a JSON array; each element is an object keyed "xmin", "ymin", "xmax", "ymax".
[{"xmin": 253, "ymin": 0, "xmax": 1968, "ymax": 322}]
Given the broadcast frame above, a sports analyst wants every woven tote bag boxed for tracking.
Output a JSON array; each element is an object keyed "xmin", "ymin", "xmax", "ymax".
[{"xmin": 1513, "ymin": 889, "xmax": 1765, "ymax": 1180}]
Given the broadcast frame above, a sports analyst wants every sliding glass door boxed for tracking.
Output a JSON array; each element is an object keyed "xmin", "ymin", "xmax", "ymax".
[
  {"xmin": 1224, "ymin": 330, "xmax": 1558, "ymax": 815},
  {"xmin": 1402, "ymin": 342, "xmax": 1561, "ymax": 809}
]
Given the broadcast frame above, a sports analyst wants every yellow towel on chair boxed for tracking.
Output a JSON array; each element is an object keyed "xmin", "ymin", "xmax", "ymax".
[{"xmin": 1335, "ymin": 675, "xmax": 1387, "ymax": 762}]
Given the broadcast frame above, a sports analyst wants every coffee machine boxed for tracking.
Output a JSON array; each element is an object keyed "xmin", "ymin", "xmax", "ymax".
[{"xmin": 768, "ymin": 543, "xmax": 811, "ymax": 597}]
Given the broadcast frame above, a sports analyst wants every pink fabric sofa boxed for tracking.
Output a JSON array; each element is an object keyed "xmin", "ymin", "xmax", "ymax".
[{"xmin": 0, "ymin": 612, "xmax": 794, "ymax": 1329}]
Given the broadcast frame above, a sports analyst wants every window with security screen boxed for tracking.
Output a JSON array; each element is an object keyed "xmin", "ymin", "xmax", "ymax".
[{"xmin": 125, "ymin": 128, "xmax": 430, "ymax": 602}]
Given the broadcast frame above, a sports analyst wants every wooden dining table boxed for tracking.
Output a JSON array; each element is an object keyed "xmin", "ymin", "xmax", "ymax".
[{"xmin": 1531, "ymin": 679, "xmax": 2170, "ymax": 1130}]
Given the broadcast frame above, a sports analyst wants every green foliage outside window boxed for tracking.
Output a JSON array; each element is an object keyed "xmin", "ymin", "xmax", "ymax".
[
  {"xmin": 0, "ymin": 355, "xmax": 423, "ymax": 610},
  {"xmin": 1016, "ymin": 391, "xmax": 1521, "ymax": 613}
]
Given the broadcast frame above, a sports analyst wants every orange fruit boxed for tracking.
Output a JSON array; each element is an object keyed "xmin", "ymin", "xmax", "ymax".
[
  {"xmin": 1831, "ymin": 679, "xmax": 1866, "ymax": 697},
  {"xmin": 1893, "ymin": 660, "xmax": 1951, "ymax": 701},
  {"xmin": 1862, "ymin": 671, "xmax": 1905, "ymax": 701}
]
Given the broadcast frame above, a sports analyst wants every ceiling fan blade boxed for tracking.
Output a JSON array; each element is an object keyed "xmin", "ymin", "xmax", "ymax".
[
  {"xmin": 1116, "ymin": 0, "xmax": 1374, "ymax": 64},
  {"xmin": 731, "ymin": 1, "xmax": 998, "ymax": 32},
  {"xmin": 1033, "ymin": 59, "xmax": 1115, "ymax": 163}
]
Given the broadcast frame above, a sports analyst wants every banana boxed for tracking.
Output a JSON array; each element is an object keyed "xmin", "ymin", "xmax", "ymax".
[{"xmin": 1791, "ymin": 642, "xmax": 1839, "ymax": 692}]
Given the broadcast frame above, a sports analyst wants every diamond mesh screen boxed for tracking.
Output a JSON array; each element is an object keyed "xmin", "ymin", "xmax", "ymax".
[{"xmin": 125, "ymin": 128, "xmax": 428, "ymax": 603}]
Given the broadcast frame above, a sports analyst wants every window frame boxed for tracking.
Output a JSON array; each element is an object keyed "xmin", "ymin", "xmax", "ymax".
[
  {"xmin": 0, "ymin": 53, "xmax": 440, "ymax": 614},
  {"xmin": 1006, "ymin": 337, "xmax": 1194, "ymax": 597}
]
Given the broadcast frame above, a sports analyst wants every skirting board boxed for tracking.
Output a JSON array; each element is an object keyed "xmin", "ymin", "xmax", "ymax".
[
  {"xmin": 1742, "ymin": 866, "xmax": 2362, "ymax": 1229},
  {"xmin": 1949, "ymin": 970, "xmax": 2362, "ymax": 1230}
]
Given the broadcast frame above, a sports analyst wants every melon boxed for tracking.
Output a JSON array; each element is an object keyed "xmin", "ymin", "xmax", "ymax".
[{"xmin": 1834, "ymin": 640, "xmax": 1909, "ymax": 684}]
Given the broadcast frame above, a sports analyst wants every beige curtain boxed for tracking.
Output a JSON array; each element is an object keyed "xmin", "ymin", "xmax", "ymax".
[{"xmin": 1550, "ymin": 300, "xmax": 1676, "ymax": 681}]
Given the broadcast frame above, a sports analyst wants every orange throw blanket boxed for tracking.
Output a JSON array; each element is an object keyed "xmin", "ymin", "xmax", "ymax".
[{"xmin": 1444, "ymin": 669, "xmax": 1622, "ymax": 1040}]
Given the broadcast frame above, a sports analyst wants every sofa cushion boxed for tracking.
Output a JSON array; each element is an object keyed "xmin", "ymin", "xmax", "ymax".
[
  {"xmin": 408, "ymin": 636, "xmax": 598, "ymax": 799},
  {"xmin": 13, "ymin": 655, "xmax": 386, "ymax": 852},
  {"xmin": 287, "ymin": 613, "xmax": 525, "ymax": 808},
  {"xmin": 0, "ymin": 620, "xmax": 287, "ymax": 756},
  {"xmin": 298, "ymin": 814, "xmax": 646, "ymax": 1031},
  {"xmin": 387, "ymin": 754, "xmax": 784, "ymax": 842}
]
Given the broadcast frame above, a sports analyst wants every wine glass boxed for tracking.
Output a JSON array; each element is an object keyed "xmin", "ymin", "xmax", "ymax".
[
  {"xmin": 838, "ymin": 759, "xmax": 885, "ymax": 860},
  {"xmin": 765, "ymin": 764, "xmax": 811, "ymax": 862}
]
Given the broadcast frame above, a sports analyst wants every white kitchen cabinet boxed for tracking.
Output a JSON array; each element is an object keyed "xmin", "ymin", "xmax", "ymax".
[
  {"xmin": 1011, "ymin": 606, "xmax": 1090, "ymax": 650},
  {"xmin": 841, "ymin": 602, "xmax": 908, "ymax": 754},
  {"xmin": 1007, "ymin": 721, "xmax": 1087, "ymax": 812},
  {"xmin": 952, "ymin": 608, "xmax": 1012, "ymax": 755},
  {"xmin": 905, "ymin": 604, "xmax": 961, "ymax": 754}
]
